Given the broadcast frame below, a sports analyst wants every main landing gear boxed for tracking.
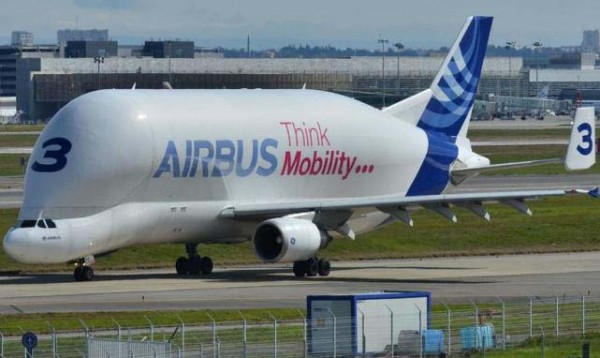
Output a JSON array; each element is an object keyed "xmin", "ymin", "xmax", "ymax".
[
  {"xmin": 293, "ymin": 257, "xmax": 331, "ymax": 277},
  {"xmin": 73, "ymin": 258, "xmax": 94, "ymax": 282},
  {"xmin": 175, "ymin": 243, "xmax": 213, "ymax": 275}
]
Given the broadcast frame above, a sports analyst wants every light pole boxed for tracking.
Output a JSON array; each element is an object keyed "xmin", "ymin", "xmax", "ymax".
[
  {"xmin": 94, "ymin": 56, "xmax": 104, "ymax": 90},
  {"xmin": 394, "ymin": 42, "xmax": 404, "ymax": 98},
  {"xmin": 504, "ymin": 41, "xmax": 516, "ymax": 116},
  {"xmin": 378, "ymin": 37, "xmax": 388, "ymax": 108},
  {"xmin": 532, "ymin": 41, "xmax": 543, "ymax": 96}
]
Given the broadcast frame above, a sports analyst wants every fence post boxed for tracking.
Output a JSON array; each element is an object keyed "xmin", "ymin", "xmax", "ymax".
[
  {"xmin": 205, "ymin": 313, "xmax": 217, "ymax": 358},
  {"xmin": 326, "ymin": 308, "xmax": 337, "ymax": 358},
  {"xmin": 79, "ymin": 318, "xmax": 90, "ymax": 339},
  {"xmin": 357, "ymin": 307, "xmax": 366, "ymax": 358},
  {"xmin": 111, "ymin": 318, "xmax": 122, "ymax": 340},
  {"xmin": 497, "ymin": 297, "xmax": 506, "ymax": 350},
  {"xmin": 176, "ymin": 314, "xmax": 185, "ymax": 357},
  {"xmin": 268, "ymin": 312, "xmax": 278, "ymax": 358},
  {"xmin": 145, "ymin": 316, "xmax": 154, "ymax": 342},
  {"xmin": 237, "ymin": 311, "xmax": 248, "ymax": 358},
  {"xmin": 471, "ymin": 300, "xmax": 479, "ymax": 327},
  {"xmin": 0, "ymin": 330, "xmax": 4, "ymax": 358},
  {"xmin": 297, "ymin": 309, "xmax": 308, "ymax": 358},
  {"xmin": 540, "ymin": 325, "xmax": 546, "ymax": 358},
  {"xmin": 529, "ymin": 297, "xmax": 533, "ymax": 338},
  {"xmin": 47, "ymin": 322, "xmax": 57, "ymax": 358},
  {"xmin": 415, "ymin": 305, "xmax": 423, "ymax": 358},
  {"xmin": 385, "ymin": 305, "xmax": 394, "ymax": 358},
  {"xmin": 442, "ymin": 301, "xmax": 451, "ymax": 356},
  {"xmin": 582, "ymin": 295, "xmax": 586, "ymax": 336},
  {"xmin": 555, "ymin": 296, "xmax": 559, "ymax": 338}
]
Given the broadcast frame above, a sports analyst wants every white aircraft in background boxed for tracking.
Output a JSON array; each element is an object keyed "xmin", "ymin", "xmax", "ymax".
[{"xmin": 3, "ymin": 17, "xmax": 597, "ymax": 281}]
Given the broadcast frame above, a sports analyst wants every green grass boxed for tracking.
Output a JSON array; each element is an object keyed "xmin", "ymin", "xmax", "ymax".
[
  {"xmin": 0, "ymin": 153, "xmax": 28, "ymax": 176},
  {"xmin": 0, "ymin": 309, "xmax": 304, "ymax": 336},
  {"xmin": 469, "ymin": 128, "xmax": 571, "ymax": 139},
  {"xmin": 0, "ymin": 134, "xmax": 38, "ymax": 147},
  {"xmin": 2, "ymin": 303, "xmax": 600, "ymax": 358},
  {"xmin": 0, "ymin": 124, "xmax": 44, "ymax": 132},
  {"xmin": 477, "ymin": 144, "xmax": 600, "ymax": 175}
]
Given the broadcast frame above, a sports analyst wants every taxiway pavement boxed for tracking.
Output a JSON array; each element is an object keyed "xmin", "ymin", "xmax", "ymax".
[{"xmin": 1, "ymin": 252, "xmax": 599, "ymax": 313}]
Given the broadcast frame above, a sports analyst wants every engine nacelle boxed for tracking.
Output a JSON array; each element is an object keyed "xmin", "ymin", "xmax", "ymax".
[{"xmin": 253, "ymin": 218, "xmax": 329, "ymax": 263}]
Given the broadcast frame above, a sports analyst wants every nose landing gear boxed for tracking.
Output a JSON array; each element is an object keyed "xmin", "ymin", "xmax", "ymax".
[{"xmin": 73, "ymin": 256, "xmax": 95, "ymax": 282}]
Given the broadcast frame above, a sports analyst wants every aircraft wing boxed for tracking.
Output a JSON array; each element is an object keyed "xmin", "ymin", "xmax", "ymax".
[{"xmin": 219, "ymin": 188, "xmax": 598, "ymax": 224}]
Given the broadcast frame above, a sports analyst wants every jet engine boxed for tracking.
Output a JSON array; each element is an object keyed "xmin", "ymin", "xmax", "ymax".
[{"xmin": 253, "ymin": 218, "xmax": 330, "ymax": 263}]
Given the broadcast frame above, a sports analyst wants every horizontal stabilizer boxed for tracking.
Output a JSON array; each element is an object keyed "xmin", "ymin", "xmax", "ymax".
[{"xmin": 451, "ymin": 158, "xmax": 562, "ymax": 183}]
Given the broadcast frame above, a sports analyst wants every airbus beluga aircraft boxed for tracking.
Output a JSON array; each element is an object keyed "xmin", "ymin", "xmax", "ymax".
[{"xmin": 3, "ymin": 17, "xmax": 597, "ymax": 281}]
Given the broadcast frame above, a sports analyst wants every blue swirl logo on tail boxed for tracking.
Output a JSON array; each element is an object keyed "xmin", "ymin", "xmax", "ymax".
[{"xmin": 417, "ymin": 17, "xmax": 493, "ymax": 138}]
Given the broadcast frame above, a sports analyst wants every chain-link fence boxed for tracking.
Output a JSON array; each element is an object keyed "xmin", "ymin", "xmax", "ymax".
[{"xmin": 2, "ymin": 295, "xmax": 600, "ymax": 357}]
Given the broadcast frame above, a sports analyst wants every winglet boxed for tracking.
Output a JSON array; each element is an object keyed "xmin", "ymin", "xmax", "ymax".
[{"xmin": 565, "ymin": 107, "xmax": 596, "ymax": 171}]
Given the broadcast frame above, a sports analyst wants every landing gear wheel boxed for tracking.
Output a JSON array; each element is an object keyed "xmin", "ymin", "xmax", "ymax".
[
  {"xmin": 318, "ymin": 259, "xmax": 331, "ymax": 276},
  {"xmin": 177, "ymin": 244, "xmax": 215, "ymax": 276},
  {"xmin": 74, "ymin": 266, "xmax": 83, "ymax": 281},
  {"xmin": 305, "ymin": 257, "xmax": 319, "ymax": 277},
  {"xmin": 74, "ymin": 266, "xmax": 94, "ymax": 281},
  {"xmin": 175, "ymin": 257, "xmax": 189, "ymax": 275},
  {"xmin": 293, "ymin": 261, "xmax": 307, "ymax": 277},
  {"xmin": 199, "ymin": 257, "xmax": 213, "ymax": 274},
  {"xmin": 188, "ymin": 257, "xmax": 201, "ymax": 275},
  {"xmin": 81, "ymin": 266, "xmax": 94, "ymax": 281}
]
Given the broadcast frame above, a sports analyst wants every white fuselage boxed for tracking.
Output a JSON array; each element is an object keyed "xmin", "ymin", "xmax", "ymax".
[{"xmin": 4, "ymin": 89, "xmax": 439, "ymax": 263}]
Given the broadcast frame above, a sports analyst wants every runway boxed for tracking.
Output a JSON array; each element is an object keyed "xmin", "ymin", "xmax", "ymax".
[{"xmin": 1, "ymin": 252, "xmax": 599, "ymax": 313}]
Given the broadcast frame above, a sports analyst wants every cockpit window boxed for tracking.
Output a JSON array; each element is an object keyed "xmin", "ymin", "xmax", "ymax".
[
  {"xmin": 37, "ymin": 220, "xmax": 47, "ymax": 228},
  {"xmin": 21, "ymin": 220, "xmax": 36, "ymax": 228},
  {"xmin": 46, "ymin": 219, "xmax": 57, "ymax": 228}
]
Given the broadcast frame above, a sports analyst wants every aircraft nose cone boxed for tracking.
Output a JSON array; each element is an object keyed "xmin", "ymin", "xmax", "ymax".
[{"xmin": 3, "ymin": 228, "xmax": 29, "ymax": 262}]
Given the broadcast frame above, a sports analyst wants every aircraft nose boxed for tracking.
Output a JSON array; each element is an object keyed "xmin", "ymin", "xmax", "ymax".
[
  {"xmin": 4, "ymin": 226, "xmax": 71, "ymax": 264},
  {"xmin": 3, "ymin": 228, "xmax": 30, "ymax": 262}
]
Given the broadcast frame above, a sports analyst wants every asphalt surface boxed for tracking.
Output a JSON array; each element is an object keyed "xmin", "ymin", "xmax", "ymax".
[{"xmin": 1, "ymin": 253, "xmax": 600, "ymax": 313}]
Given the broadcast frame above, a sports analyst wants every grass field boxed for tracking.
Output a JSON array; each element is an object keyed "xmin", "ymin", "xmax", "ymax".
[
  {"xmin": 0, "ymin": 124, "xmax": 44, "ymax": 132},
  {"xmin": 479, "ymin": 145, "xmax": 600, "ymax": 175},
  {"xmin": 0, "ymin": 134, "xmax": 37, "ymax": 147},
  {"xmin": 1, "ymin": 305, "xmax": 599, "ymax": 358},
  {"xmin": 0, "ymin": 153, "xmax": 28, "ymax": 176}
]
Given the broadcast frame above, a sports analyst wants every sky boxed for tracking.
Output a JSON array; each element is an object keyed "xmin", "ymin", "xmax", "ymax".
[{"xmin": 2, "ymin": 0, "xmax": 600, "ymax": 50}]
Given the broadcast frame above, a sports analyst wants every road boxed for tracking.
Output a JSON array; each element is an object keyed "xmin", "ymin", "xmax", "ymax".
[{"xmin": 1, "ymin": 252, "xmax": 599, "ymax": 313}]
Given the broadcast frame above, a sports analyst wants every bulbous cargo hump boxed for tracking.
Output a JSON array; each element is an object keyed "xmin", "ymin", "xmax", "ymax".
[{"xmin": 20, "ymin": 90, "xmax": 155, "ymax": 220}]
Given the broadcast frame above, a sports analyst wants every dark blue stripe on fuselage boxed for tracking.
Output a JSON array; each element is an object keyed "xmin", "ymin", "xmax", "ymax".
[{"xmin": 406, "ymin": 131, "xmax": 458, "ymax": 196}]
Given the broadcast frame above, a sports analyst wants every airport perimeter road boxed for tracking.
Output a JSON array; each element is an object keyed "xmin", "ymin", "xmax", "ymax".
[{"xmin": 1, "ymin": 252, "xmax": 600, "ymax": 313}]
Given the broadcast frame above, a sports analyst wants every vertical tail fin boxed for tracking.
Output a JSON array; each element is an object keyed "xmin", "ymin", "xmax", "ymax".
[
  {"xmin": 416, "ymin": 16, "xmax": 493, "ymax": 138},
  {"xmin": 565, "ymin": 107, "xmax": 596, "ymax": 171}
]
